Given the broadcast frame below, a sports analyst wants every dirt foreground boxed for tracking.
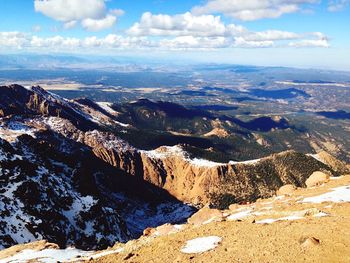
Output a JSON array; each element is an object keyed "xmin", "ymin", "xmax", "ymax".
[{"xmin": 93, "ymin": 175, "xmax": 350, "ymax": 263}]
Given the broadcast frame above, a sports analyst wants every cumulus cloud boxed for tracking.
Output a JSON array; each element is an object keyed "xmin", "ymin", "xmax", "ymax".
[
  {"xmin": 233, "ymin": 37, "xmax": 274, "ymax": 48},
  {"xmin": 82, "ymin": 15, "xmax": 117, "ymax": 31},
  {"xmin": 192, "ymin": 0, "xmax": 318, "ymax": 21},
  {"xmin": 328, "ymin": 0, "xmax": 350, "ymax": 11},
  {"xmin": 125, "ymin": 11, "xmax": 328, "ymax": 49},
  {"xmin": 34, "ymin": 0, "xmax": 106, "ymax": 22},
  {"xmin": 159, "ymin": 36, "xmax": 229, "ymax": 50},
  {"xmin": 0, "ymin": 32, "xmax": 29, "ymax": 49},
  {"xmin": 127, "ymin": 12, "xmax": 227, "ymax": 37},
  {"xmin": 34, "ymin": 0, "xmax": 122, "ymax": 31},
  {"xmin": 110, "ymin": 9, "xmax": 125, "ymax": 17},
  {"xmin": 0, "ymin": 29, "xmax": 330, "ymax": 52}
]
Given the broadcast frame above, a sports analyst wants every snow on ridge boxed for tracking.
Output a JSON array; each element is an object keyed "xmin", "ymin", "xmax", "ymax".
[
  {"xmin": 190, "ymin": 158, "xmax": 225, "ymax": 168},
  {"xmin": 307, "ymin": 153, "xmax": 323, "ymax": 163},
  {"xmin": 84, "ymin": 130, "xmax": 134, "ymax": 152},
  {"xmin": 229, "ymin": 158, "xmax": 262, "ymax": 165},
  {"xmin": 0, "ymin": 121, "xmax": 37, "ymax": 143},
  {"xmin": 96, "ymin": 102, "xmax": 118, "ymax": 115},
  {"xmin": 96, "ymin": 102, "xmax": 130, "ymax": 127},
  {"xmin": 141, "ymin": 145, "xmax": 187, "ymax": 160},
  {"xmin": 141, "ymin": 145, "xmax": 225, "ymax": 168},
  {"xmin": 74, "ymin": 101, "xmax": 130, "ymax": 128}
]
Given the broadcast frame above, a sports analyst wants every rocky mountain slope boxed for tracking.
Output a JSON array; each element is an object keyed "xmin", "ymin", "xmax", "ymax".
[{"xmin": 0, "ymin": 84, "xmax": 348, "ymax": 253}]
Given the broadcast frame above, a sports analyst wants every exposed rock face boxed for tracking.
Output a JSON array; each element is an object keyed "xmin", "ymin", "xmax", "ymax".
[
  {"xmin": 312, "ymin": 151, "xmax": 350, "ymax": 174},
  {"xmin": 0, "ymin": 85, "xmax": 98, "ymax": 131},
  {"xmin": 138, "ymin": 148, "xmax": 338, "ymax": 208}
]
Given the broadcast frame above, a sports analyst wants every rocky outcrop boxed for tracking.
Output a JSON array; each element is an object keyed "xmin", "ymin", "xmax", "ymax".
[
  {"xmin": 0, "ymin": 85, "xmax": 102, "ymax": 131},
  {"xmin": 312, "ymin": 151, "xmax": 350, "ymax": 174},
  {"xmin": 305, "ymin": 171, "xmax": 330, "ymax": 188},
  {"xmin": 138, "ymin": 148, "xmax": 339, "ymax": 208}
]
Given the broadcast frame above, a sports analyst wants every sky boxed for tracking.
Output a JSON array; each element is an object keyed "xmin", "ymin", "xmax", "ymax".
[{"xmin": 0, "ymin": 0, "xmax": 349, "ymax": 70}]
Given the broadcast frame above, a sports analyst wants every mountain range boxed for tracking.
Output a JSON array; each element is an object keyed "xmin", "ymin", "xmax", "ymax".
[{"xmin": 0, "ymin": 84, "xmax": 348, "ymax": 252}]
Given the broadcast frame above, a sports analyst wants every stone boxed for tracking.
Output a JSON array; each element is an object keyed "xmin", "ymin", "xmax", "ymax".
[
  {"xmin": 187, "ymin": 207, "xmax": 223, "ymax": 226},
  {"xmin": 301, "ymin": 237, "xmax": 320, "ymax": 249},
  {"xmin": 155, "ymin": 224, "xmax": 182, "ymax": 236},
  {"xmin": 306, "ymin": 171, "xmax": 330, "ymax": 188},
  {"xmin": 277, "ymin": 184, "xmax": 296, "ymax": 196}
]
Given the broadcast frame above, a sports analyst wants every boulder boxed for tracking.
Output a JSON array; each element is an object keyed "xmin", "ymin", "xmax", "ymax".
[
  {"xmin": 306, "ymin": 171, "xmax": 330, "ymax": 188},
  {"xmin": 301, "ymin": 237, "xmax": 320, "ymax": 249},
  {"xmin": 187, "ymin": 207, "xmax": 223, "ymax": 226},
  {"xmin": 277, "ymin": 184, "xmax": 296, "ymax": 196},
  {"xmin": 143, "ymin": 227, "xmax": 156, "ymax": 237},
  {"xmin": 155, "ymin": 224, "xmax": 182, "ymax": 236}
]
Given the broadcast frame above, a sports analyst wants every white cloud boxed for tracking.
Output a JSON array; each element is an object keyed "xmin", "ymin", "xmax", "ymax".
[
  {"xmin": 159, "ymin": 36, "xmax": 229, "ymax": 49},
  {"xmin": 233, "ymin": 37, "xmax": 274, "ymax": 48},
  {"xmin": 110, "ymin": 9, "xmax": 125, "ymax": 17},
  {"xmin": 127, "ymin": 12, "xmax": 227, "ymax": 37},
  {"xmin": 192, "ymin": 0, "xmax": 318, "ymax": 21},
  {"xmin": 125, "ymin": 11, "xmax": 328, "ymax": 49},
  {"xmin": 34, "ymin": 0, "xmax": 106, "ymax": 22},
  {"xmin": 328, "ymin": 0, "xmax": 350, "ymax": 11},
  {"xmin": 244, "ymin": 30, "xmax": 301, "ymax": 41},
  {"xmin": 34, "ymin": 0, "xmax": 122, "ymax": 31},
  {"xmin": 0, "ymin": 30, "xmax": 330, "ymax": 52},
  {"xmin": 289, "ymin": 39, "xmax": 330, "ymax": 48},
  {"xmin": 0, "ymin": 32, "xmax": 29, "ymax": 49},
  {"xmin": 82, "ymin": 15, "xmax": 117, "ymax": 31}
]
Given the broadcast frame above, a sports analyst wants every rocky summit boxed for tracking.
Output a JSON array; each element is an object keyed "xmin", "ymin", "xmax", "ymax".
[{"xmin": 0, "ymin": 85, "xmax": 349, "ymax": 260}]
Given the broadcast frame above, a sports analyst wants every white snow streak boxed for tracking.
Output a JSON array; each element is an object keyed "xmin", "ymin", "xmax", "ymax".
[{"xmin": 181, "ymin": 236, "xmax": 222, "ymax": 254}]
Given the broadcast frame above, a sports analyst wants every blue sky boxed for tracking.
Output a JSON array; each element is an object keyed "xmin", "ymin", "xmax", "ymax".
[{"xmin": 0, "ymin": 0, "xmax": 349, "ymax": 70}]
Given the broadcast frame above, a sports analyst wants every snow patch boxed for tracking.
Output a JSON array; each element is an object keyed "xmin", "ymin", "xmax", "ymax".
[
  {"xmin": 181, "ymin": 236, "xmax": 222, "ymax": 254},
  {"xmin": 256, "ymin": 215, "xmax": 304, "ymax": 224},
  {"xmin": 142, "ymin": 145, "xmax": 225, "ymax": 167},
  {"xmin": 301, "ymin": 186, "xmax": 350, "ymax": 203},
  {"xmin": 0, "ymin": 247, "xmax": 93, "ymax": 263},
  {"xmin": 229, "ymin": 158, "xmax": 262, "ymax": 165},
  {"xmin": 313, "ymin": 212, "xmax": 329, "ymax": 217},
  {"xmin": 190, "ymin": 158, "xmax": 225, "ymax": 168},
  {"xmin": 227, "ymin": 209, "xmax": 253, "ymax": 221},
  {"xmin": 0, "ymin": 121, "xmax": 37, "ymax": 142}
]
